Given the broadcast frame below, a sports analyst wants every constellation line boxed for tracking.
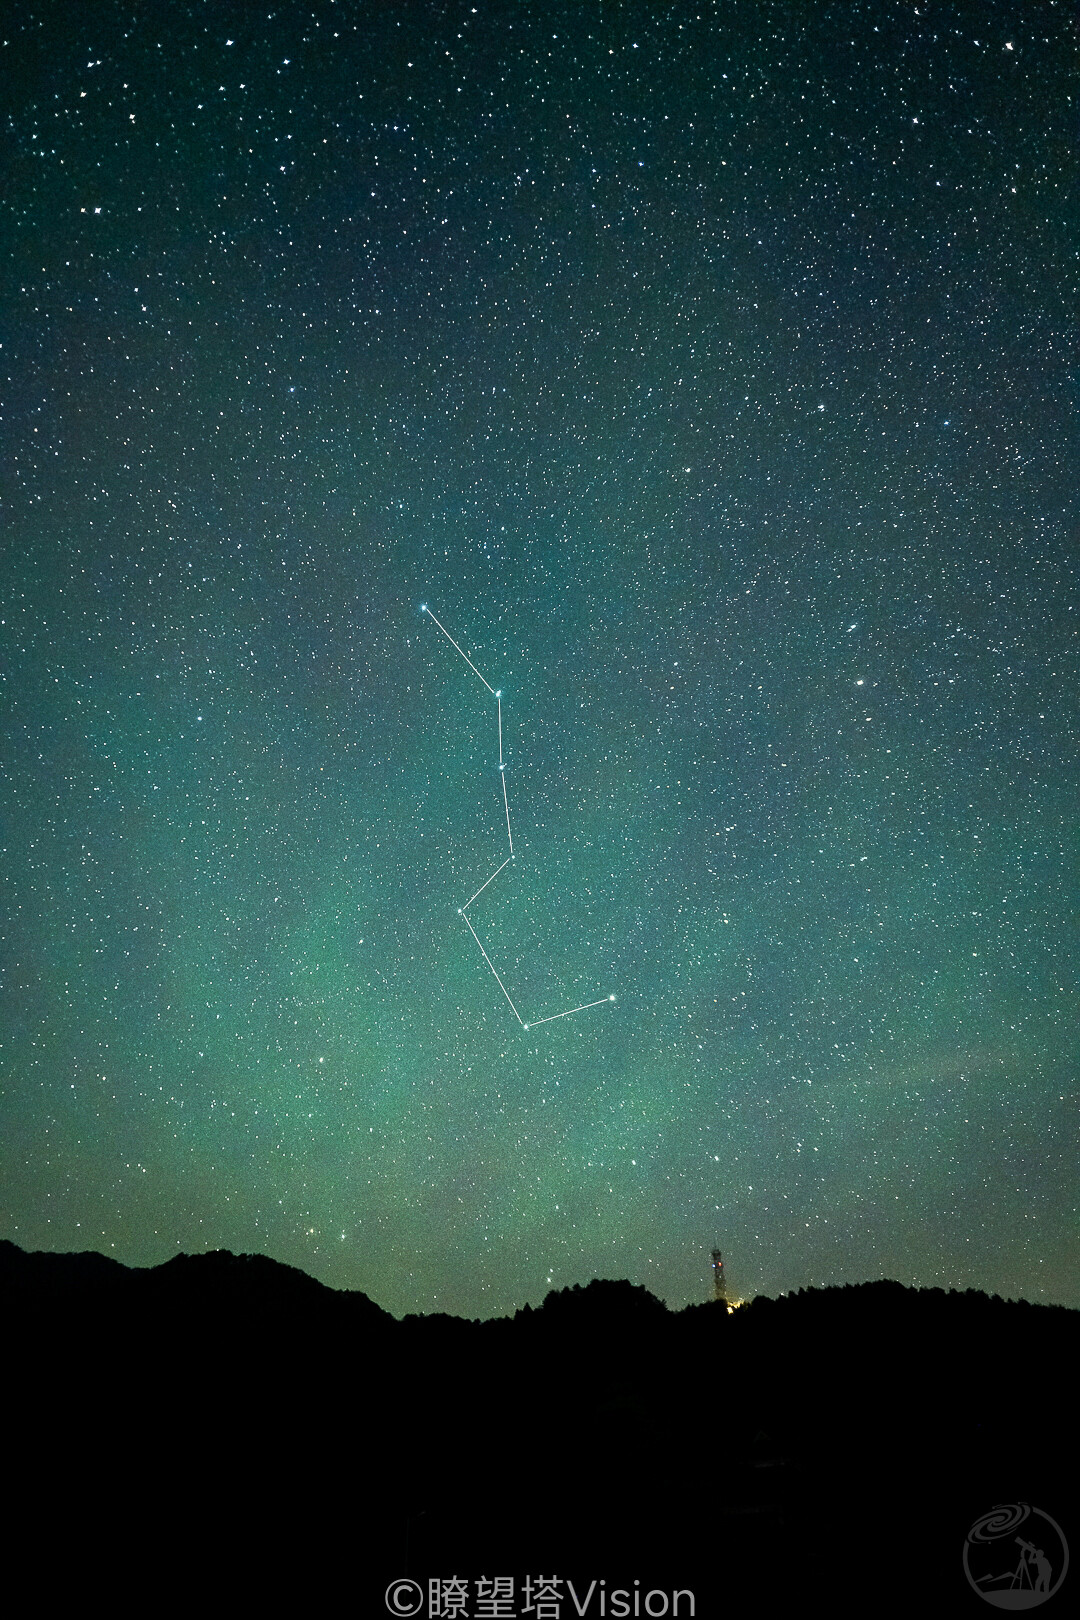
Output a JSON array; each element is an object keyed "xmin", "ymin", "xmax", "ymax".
[
  {"xmin": 501, "ymin": 770, "xmax": 513, "ymax": 852},
  {"xmin": 423, "ymin": 607, "xmax": 496, "ymax": 695},
  {"xmin": 422, "ymin": 605, "xmax": 614, "ymax": 1030},
  {"xmin": 463, "ymin": 856, "xmax": 511, "ymax": 911},
  {"xmin": 525, "ymin": 997, "xmax": 615, "ymax": 1029},
  {"xmin": 461, "ymin": 912, "xmax": 524, "ymax": 1025}
]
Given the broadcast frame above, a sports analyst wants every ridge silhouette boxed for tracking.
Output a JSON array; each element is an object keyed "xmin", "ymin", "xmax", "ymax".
[{"xmin": 5, "ymin": 1240, "xmax": 1074, "ymax": 1617}]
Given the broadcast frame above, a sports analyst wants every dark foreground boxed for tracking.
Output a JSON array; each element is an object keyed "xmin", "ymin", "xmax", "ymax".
[{"xmin": 5, "ymin": 1240, "xmax": 1075, "ymax": 1616}]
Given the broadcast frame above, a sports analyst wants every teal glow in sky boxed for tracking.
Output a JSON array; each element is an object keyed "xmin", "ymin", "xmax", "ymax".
[{"xmin": 1, "ymin": 1, "xmax": 1075, "ymax": 1316}]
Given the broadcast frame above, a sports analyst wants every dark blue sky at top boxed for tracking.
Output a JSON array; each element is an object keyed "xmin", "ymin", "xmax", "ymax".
[{"xmin": 1, "ymin": 0, "xmax": 1075, "ymax": 1316}]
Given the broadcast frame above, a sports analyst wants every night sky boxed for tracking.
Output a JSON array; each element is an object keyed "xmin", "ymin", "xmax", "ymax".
[{"xmin": 2, "ymin": 1, "xmax": 1076, "ymax": 1318}]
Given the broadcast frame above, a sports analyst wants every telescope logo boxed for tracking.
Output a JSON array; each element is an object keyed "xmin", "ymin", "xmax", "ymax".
[{"xmin": 963, "ymin": 1503, "xmax": 1068, "ymax": 1608}]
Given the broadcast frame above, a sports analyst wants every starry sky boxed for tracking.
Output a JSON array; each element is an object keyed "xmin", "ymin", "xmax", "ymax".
[{"xmin": 2, "ymin": 0, "xmax": 1076, "ymax": 1318}]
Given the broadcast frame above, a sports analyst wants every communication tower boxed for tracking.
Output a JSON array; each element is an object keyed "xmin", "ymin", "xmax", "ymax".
[{"xmin": 711, "ymin": 1248, "xmax": 727, "ymax": 1303}]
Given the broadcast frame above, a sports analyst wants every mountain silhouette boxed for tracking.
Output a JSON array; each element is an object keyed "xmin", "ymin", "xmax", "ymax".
[{"xmin": 5, "ymin": 1240, "xmax": 1075, "ymax": 1618}]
